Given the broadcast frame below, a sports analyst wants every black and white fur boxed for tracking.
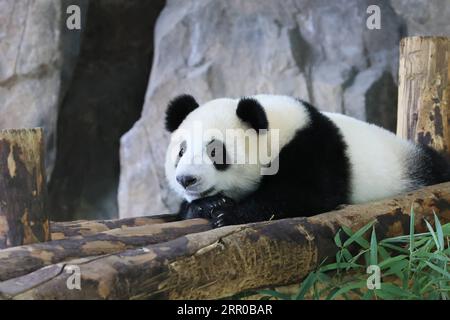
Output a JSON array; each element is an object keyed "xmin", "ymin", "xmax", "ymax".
[{"xmin": 165, "ymin": 94, "xmax": 450, "ymax": 228}]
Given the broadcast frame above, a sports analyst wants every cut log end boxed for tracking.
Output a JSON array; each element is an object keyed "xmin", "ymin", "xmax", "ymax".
[
  {"xmin": 397, "ymin": 36, "xmax": 450, "ymax": 156},
  {"xmin": 0, "ymin": 128, "xmax": 49, "ymax": 248}
]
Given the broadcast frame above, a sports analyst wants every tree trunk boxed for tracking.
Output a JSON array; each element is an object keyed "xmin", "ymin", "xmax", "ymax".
[
  {"xmin": 0, "ymin": 218, "xmax": 209, "ymax": 281},
  {"xmin": 397, "ymin": 36, "xmax": 450, "ymax": 156},
  {"xmin": 1, "ymin": 182, "xmax": 449, "ymax": 300},
  {"xmin": 0, "ymin": 128, "xmax": 50, "ymax": 248},
  {"xmin": 50, "ymin": 214, "xmax": 178, "ymax": 240}
]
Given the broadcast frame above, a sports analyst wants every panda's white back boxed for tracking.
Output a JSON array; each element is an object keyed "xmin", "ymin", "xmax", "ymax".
[{"xmin": 323, "ymin": 112, "xmax": 419, "ymax": 203}]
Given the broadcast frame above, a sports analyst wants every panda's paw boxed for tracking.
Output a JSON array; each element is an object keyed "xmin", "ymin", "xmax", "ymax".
[
  {"xmin": 185, "ymin": 194, "xmax": 235, "ymax": 222},
  {"xmin": 210, "ymin": 207, "xmax": 236, "ymax": 228}
]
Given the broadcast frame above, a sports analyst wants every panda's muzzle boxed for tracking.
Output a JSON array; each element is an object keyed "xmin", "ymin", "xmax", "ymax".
[
  {"xmin": 177, "ymin": 175, "xmax": 198, "ymax": 189},
  {"xmin": 186, "ymin": 186, "xmax": 216, "ymax": 198}
]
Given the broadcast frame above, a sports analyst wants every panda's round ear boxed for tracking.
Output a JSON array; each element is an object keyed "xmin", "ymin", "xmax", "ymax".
[
  {"xmin": 165, "ymin": 94, "xmax": 199, "ymax": 132},
  {"xmin": 236, "ymin": 98, "xmax": 268, "ymax": 131}
]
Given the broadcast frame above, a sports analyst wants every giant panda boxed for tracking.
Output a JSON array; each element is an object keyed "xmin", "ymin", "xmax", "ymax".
[{"xmin": 164, "ymin": 94, "xmax": 450, "ymax": 228}]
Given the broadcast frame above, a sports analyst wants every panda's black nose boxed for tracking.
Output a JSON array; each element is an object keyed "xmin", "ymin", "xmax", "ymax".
[{"xmin": 177, "ymin": 175, "xmax": 198, "ymax": 189}]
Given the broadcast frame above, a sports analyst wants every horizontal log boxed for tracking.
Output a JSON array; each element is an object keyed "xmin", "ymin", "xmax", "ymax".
[
  {"xmin": 0, "ymin": 218, "xmax": 209, "ymax": 281},
  {"xmin": 1, "ymin": 182, "xmax": 449, "ymax": 300},
  {"xmin": 51, "ymin": 214, "xmax": 178, "ymax": 240}
]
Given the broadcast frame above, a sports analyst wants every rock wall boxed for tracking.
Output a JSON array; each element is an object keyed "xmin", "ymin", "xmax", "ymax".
[
  {"xmin": 0, "ymin": 0, "xmax": 87, "ymax": 176},
  {"xmin": 119, "ymin": 0, "xmax": 404, "ymax": 217}
]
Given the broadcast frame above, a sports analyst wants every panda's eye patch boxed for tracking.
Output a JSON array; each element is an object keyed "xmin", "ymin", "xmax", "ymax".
[
  {"xmin": 178, "ymin": 140, "xmax": 186, "ymax": 158},
  {"xmin": 206, "ymin": 139, "xmax": 229, "ymax": 171}
]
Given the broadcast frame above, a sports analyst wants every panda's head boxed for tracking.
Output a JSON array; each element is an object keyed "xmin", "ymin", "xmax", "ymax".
[{"xmin": 164, "ymin": 94, "xmax": 271, "ymax": 202}]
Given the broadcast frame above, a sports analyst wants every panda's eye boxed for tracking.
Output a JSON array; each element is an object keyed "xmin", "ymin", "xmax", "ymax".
[
  {"xmin": 206, "ymin": 139, "xmax": 229, "ymax": 171},
  {"xmin": 178, "ymin": 141, "xmax": 186, "ymax": 158}
]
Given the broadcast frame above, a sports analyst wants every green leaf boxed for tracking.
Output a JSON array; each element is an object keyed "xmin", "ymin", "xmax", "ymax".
[
  {"xmin": 334, "ymin": 229, "xmax": 342, "ymax": 247},
  {"xmin": 413, "ymin": 236, "xmax": 434, "ymax": 250},
  {"xmin": 370, "ymin": 226, "xmax": 378, "ymax": 266},
  {"xmin": 329, "ymin": 281, "xmax": 367, "ymax": 300},
  {"xmin": 425, "ymin": 261, "xmax": 450, "ymax": 279},
  {"xmin": 361, "ymin": 289, "xmax": 374, "ymax": 300},
  {"xmin": 409, "ymin": 206, "xmax": 415, "ymax": 251},
  {"xmin": 425, "ymin": 219, "xmax": 441, "ymax": 251},
  {"xmin": 341, "ymin": 225, "xmax": 370, "ymax": 249},
  {"xmin": 442, "ymin": 223, "xmax": 450, "ymax": 235},
  {"xmin": 434, "ymin": 212, "xmax": 445, "ymax": 251},
  {"xmin": 373, "ymin": 289, "xmax": 395, "ymax": 300},
  {"xmin": 380, "ymin": 283, "xmax": 415, "ymax": 299},
  {"xmin": 347, "ymin": 249, "xmax": 369, "ymax": 268},
  {"xmin": 378, "ymin": 245, "xmax": 391, "ymax": 261},
  {"xmin": 343, "ymin": 221, "xmax": 375, "ymax": 248},
  {"xmin": 341, "ymin": 248, "xmax": 353, "ymax": 261},
  {"xmin": 380, "ymin": 242, "xmax": 409, "ymax": 254},
  {"xmin": 384, "ymin": 259, "xmax": 409, "ymax": 277},
  {"xmin": 415, "ymin": 251, "xmax": 450, "ymax": 263},
  {"xmin": 378, "ymin": 254, "xmax": 408, "ymax": 269},
  {"xmin": 294, "ymin": 272, "xmax": 317, "ymax": 300},
  {"xmin": 320, "ymin": 262, "xmax": 362, "ymax": 272}
]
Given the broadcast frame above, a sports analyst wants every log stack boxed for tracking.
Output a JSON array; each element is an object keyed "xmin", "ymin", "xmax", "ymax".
[{"xmin": 0, "ymin": 182, "xmax": 449, "ymax": 299}]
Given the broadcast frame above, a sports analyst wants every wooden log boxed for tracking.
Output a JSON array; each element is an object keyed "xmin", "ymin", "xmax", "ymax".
[
  {"xmin": 50, "ymin": 214, "xmax": 178, "ymax": 240},
  {"xmin": 1, "ymin": 182, "xmax": 449, "ymax": 300},
  {"xmin": 0, "ymin": 218, "xmax": 210, "ymax": 281},
  {"xmin": 0, "ymin": 128, "xmax": 50, "ymax": 248},
  {"xmin": 397, "ymin": 36, "xmax": 450, "ymax": 156}
]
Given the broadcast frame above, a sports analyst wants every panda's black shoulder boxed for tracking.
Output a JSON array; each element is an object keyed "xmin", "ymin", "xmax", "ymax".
[{"xmin": 257, "ymin": 98, "xmax": 352, "ymax": 213}]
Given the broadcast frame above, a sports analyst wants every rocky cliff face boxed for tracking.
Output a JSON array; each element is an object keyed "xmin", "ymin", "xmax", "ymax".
[
  {"xmin": 0, "ymin": 0, "xmax": 87, "ymax": 176},
  {"xmin": 0, "ymin": 0, "xmax": 164, "ymax": 220}
]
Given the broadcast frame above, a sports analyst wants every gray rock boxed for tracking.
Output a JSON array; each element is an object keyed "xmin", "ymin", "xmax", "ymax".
[
  {"xmin": 391, "ymin": 0, "xmax": 450, "ymax": 36},
  {"xmin": 118, "ymin": 0, "xmax": 404, "ymax": 218},
  {"xmin": 0, "ymin": 0, "xmax": 86, "ymax": 176}
]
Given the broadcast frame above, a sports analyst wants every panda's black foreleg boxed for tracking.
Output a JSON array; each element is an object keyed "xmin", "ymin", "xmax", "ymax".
[
  {"xmin": 178, "ymin": 190, "xmax": 301, "ymax": 228},
  {"xmin": 178, "ymin": 196, "xmax": 278, "ymax": 228}
]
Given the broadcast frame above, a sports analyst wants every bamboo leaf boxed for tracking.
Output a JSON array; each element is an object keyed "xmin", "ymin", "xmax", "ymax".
[
  {"xmin": 334, "ymin": 229, "xmax": 342, "ymax": 247},
  {"xmin": 370, "ymin": 226, "xmax": 378, "ymax": 266},
  {"xmin": 425, "ymin": 261, "xmax": 450, "ymax": 278},
  {"xmin": 343, "ymin": 221, "xmax": 375, "ymax": 248},
  {"xmin": 409, "ymin": 206, "xmax": 415, "ymax": 251},
  {"xmin": 434, "ymin": 212, "xmax": 445, "ymax": 251},
  {"xmin": 294, "ymin": 272, "xmax": 317, "ymax": 300},
  {"xmin": 378, "ymin": 254, "xmax": 408, "ymax": 269},
  {"xmin": 329, "ymin": 281, "xmax": 367, "ymax": 300},
  {"xmin": 425, "ymin": 219, "xmax": 441, "ymax": 250}
]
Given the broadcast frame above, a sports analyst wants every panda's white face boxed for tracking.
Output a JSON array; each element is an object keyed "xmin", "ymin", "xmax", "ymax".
[
  {"xmin": 165, "ymin": 98, "xmax": 263, "ymax": 202},
  {"xmin": 165, "ymin": 94, "xmax": 312, "ymax": 203}
]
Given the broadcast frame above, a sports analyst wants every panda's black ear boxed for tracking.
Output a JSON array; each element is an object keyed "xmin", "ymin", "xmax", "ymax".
[
  {"xmin": 236, "ymin": 98, "xmax": 268, "ymax": 131},
  {"xmin": 165, "ymin": 94, "xmax": 199, "ymax": 132}
]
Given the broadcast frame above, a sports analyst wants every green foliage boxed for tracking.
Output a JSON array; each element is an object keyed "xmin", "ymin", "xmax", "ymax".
[{"xmin": 256, "ymin": 208, "xmax": 450, "ymax": 300}]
